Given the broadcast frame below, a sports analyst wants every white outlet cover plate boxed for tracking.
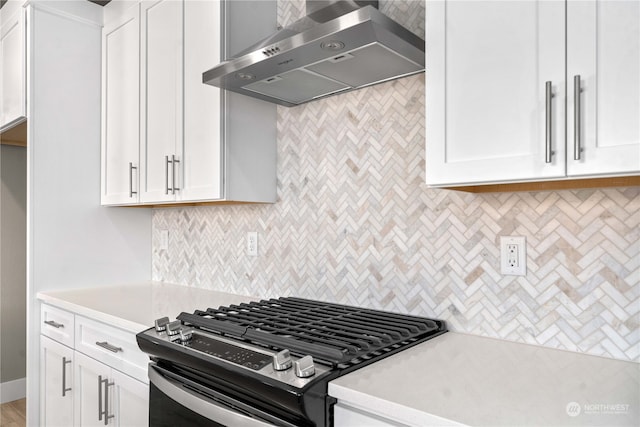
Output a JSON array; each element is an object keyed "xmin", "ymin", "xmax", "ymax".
[
  {"xmin": 247, "ymin": 232, "xmax": 258, "ymax": 257},
  {"xmin": 500, "ymin": 236, "xmax": 526, "ymax": 276},
  {"xmin": 159, "ymin": 230, "xmax": 169, "ymax": 250}
]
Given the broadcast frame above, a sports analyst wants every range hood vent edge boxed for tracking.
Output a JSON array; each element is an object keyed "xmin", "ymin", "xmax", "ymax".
[{"xmin": 203, "ymin": 0, "xmax": 425, "ymax": 107}]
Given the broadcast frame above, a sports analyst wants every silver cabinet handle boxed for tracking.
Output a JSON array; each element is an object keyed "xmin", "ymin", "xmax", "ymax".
[
  {"xmin": 96, "ymin": 341, "xmax": 122, "ymax": 353},
  {"xmin": 103, "ymin": 378, "xmax": 115, "ymax": 425},
  {"xmin": 98, "ymin": 375, "xmax": 114, "ymax": 424},
  {"xmin": 545, "ymin": 81, "xmax": 554, "ymax": 163},
  {"xmin": 98, "ymin": 375, "xmax": 104, "ymax": 421},
  {"xmin": 165, "ymin": 155, "xmax": 171, "ymax": 195},
  {"xmin": 62, "ymin": 357, "xmax": 72, "ymax": 397},
  {"xmin": 574, "ymin": 75, "xmax": 581, "ymax": 160},
  {"xmin": 129, "ymin": 162, "xmax": 138, "ymax": 198},
  {"xmin": 44, "ymin": 320, "xmax": 64, "ymax": 328},
  {"xmin": 171, "ymin": 154, "xmax": 180, "ymax": 194}
]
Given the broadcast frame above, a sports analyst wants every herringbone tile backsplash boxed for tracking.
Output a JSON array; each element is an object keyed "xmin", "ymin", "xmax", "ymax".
[{"xmin": 152, "ymin": 0, "xmax": 639, "ymax": 362}]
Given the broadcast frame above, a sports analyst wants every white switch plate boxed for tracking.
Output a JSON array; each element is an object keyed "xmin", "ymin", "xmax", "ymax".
[
  {"xmin": 247, "ymin": 232, "xmax": 258, "ymax": 257},
  {"xmin": 159, "ymin": 230, "xmax": 169, "ymax": 250},
  {"xmin": 500, "ymin": 236, "xmax": 526, "ymax": 276}
]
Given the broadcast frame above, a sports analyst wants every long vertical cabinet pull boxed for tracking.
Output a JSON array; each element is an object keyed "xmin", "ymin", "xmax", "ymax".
[
  {"xmin": 98, "ymin": 375, "xmax": 115, "ymax": 425},
  {"xmin": 103, "ymin": 378, "xmax": 115, "ymax": 425},
  {"xmin": 545, "ymin": 81, "xmax": 554, "ymax": 163},
  {"xmin": 171, "ymin": 154, "xmax": 180, "ymax": 194},
  {"xmin": 165, "ymin": 155, "xmax": 172, "ymax": 194},
  {"xmin": 128, "ymin": 162, "xmax": 138, "ymax": 198},
  {"xmin": 61, "ymin": 357, "xmax": 72, "ymax": 397},
  {"xmin": 573, "ymin": 75, "xmax": 581, "ymax": 160},
  {"xmin": 98, "ymin": 375, "xmax": 104, "ymax": 421}
]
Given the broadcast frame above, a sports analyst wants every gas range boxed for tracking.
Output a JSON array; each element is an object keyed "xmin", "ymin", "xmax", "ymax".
[{"xmin": 137, "ymin": 297, "xmax": 446, "ymax": 426}]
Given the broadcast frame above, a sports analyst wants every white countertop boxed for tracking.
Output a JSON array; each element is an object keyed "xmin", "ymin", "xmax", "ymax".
[
  {"xmin": 329, "ymin": 332, "xmax": 640, "ymax": 426},
  {"xmin": 37, "ymin": 281, "xmax": 255, "ymax": 333},
  {"xmin": 38, "ymin": 285, "xmax": 639, "ymax": 426}
]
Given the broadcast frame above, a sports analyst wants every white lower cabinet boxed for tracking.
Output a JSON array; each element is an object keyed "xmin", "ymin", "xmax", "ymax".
[
  {"xmin": 74, "ymin": 352, "xmax": 109, "ymax": 427},
  {"xmin": 111, "ymin": 369, "xmax": 149, "ymax": 427},
  {"xmin": 74, "ymin": 352, "xmax": 148, "ymax": 427},
  {"xmin": 40, "ymin": 336, "xmax": 74, "ymax": 427},
  {"xmin": 40, "ymin": 304, "xmax": 149, "ymax": 427}
]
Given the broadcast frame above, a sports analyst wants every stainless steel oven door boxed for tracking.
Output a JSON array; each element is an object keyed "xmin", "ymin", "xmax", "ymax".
[{"xmin": 148, "ymin": 363, "xmax": 299, "ymax": 427}]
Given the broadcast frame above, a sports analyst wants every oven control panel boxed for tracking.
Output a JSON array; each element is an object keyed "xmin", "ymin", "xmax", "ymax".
[
  {"xmin": 141, "ymin": 318, "xmax": 330, "ymax": 388},
  {"xmin": 188, "ymin": 334, "xmax": 272, "ymax": 371}
]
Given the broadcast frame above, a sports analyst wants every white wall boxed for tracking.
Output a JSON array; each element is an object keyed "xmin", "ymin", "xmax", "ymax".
[
  {"xmin": 25, "ymin": 2, "xmax": 151, "ymax": 424},
  {"xmin": 0, "ymin": 144, "xmax": 27, "ymax": 402}
]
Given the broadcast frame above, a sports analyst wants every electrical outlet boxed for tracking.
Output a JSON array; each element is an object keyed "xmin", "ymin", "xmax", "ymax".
[
  {"xmin": 507, "ymin": 244, "xmax": 519, "ymax": 268},
  {"xmin": 159, "ymin": 230, "xmax": 169, "ymax": 250},
  {"xmin": 500, "ymin": 236, "xmax": 526, "ymax": 276},
  {"xmin": 247, "ymin": 232, "xmax": 258, "ymax": 257}
]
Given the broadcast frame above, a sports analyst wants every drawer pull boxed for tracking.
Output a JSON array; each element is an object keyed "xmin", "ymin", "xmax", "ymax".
[
  {"xmin": 96, "ymin": 341, "xmax": 123, "ymax": 353},
  {"xmin": 44, "ymin": 320, "xmax": 64, "ymax": 328}
]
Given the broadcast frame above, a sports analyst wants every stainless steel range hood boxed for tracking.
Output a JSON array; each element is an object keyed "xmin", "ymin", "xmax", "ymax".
[{"xmin": 203, "ymin": 0, "xmax": 424, "ymax": 107}]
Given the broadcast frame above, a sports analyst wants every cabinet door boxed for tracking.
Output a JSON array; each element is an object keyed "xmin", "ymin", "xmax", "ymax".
[
  {"xmin": 74, "ymin": 352, "xmax": 112, "ymax": 427},
  {"xmin": 0, "ymin": 6, "xmax": 26, "ymax": 131},
  {"xmin": 567, "ymin": 0, "xmax": 640, "ymax": 176},
  {"xmin": 140, "ymin": 0, "xmax": 183, "ymax": 203},
  {"xmin": 101, "ymin": 5, "xmax": 141, "ymax": 205},
  {"xmin": 40, "ymin": 336, "xmax": 74, "ymax": 427},
  {"xmin": 425, "ymin": 0, "xmax": 566, "ymax": 186},
  {"xmin": 180, "ymin": 0, "xmax": 223, "ymax": 202},
  {"xmin": 112, "ymin": 369, "xmax": 149, "ymax": 427}
]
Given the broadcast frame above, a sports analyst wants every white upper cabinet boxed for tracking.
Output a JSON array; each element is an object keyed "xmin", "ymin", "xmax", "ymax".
[
  {"xmin": 567, "ymin": 0, "xmax": 640, "ymax": 177},
  {"xmin": 139, "ymin": 0, "xmax": 183, "ymax": 203},
  {"xmin": 101, "ymin": 0, "xmax": 276, "ymax": 206},
  {"xmin": 426, "ymin": 0, "xmax": 640, "ymax": 187},
  {"xmin": 180, "ymin": 0, "xmax": 223, "ymax": 202},
  {"xmin": 0, "ymin": 2, "xmax": 26, "ymax": 131},
  {"xmin": 140, "ymin": 0, "xmax": 223, "ymax": 203},
  {"xmin": 101, "ymin": 5, "xmax": 140, "ymax": 205}
]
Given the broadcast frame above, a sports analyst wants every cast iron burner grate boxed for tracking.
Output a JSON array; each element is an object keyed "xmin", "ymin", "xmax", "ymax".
[{"xmin": 177, "ymin": 297, "xmax": 445, "ymax": 366}]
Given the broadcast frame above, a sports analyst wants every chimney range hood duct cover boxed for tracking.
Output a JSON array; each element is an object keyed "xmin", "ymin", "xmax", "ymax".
[{"xmin": 203, "ymin": 0, "xmax": 425, "ymax": 107}]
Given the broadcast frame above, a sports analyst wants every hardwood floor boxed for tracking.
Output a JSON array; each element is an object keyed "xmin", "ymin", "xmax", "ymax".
[{"xmin": 0, "ymin": 399, "xmax": 26, "ymax": 427}]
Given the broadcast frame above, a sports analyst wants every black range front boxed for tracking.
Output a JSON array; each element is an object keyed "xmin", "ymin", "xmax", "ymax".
[{"xmin": 137, "ymin": 297, "xmax": 447, "ymax": 426}]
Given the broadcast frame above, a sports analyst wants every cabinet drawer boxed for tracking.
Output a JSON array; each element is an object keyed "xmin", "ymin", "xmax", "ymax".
[
  {"xmin": 75, "ymin": 316, "xmax": 148, "ymax": 383},
  {"xmin": 41, "ymin": 304, "xmax": 75, "ymax": 347}
]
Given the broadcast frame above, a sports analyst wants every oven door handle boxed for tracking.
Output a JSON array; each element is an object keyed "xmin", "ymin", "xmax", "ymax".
[{"xmin": 149, "ymin": 364, "xmax": 297, "ymax": 427}]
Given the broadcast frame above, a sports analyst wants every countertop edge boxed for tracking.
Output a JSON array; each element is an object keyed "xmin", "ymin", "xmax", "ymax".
[
  {"xmin": 328, "ymin": 381, "xmax": 466, "ymax": 427},
  {"xmin": 37, "ymin": 290, "xmax": 149, "ymax": 333}
]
